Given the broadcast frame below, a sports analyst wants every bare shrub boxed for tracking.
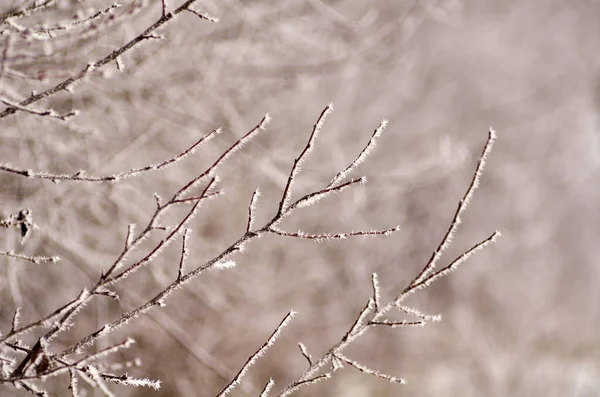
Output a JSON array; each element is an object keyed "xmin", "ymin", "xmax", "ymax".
[{"xmin": 0, "ymin": 1, "xmax": 499, "ymax": 396}]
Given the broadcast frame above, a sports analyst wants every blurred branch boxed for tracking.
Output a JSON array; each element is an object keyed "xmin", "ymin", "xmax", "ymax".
[
  {"xmin": 0, "ymin": 97, "xmax": 77, "ymax": 120},
  {"xmin": 0, "ymin": 1, "xmax": 56, "ymax": 25},
  {"xmin": 0, "ymin": 0, "xmax": 214, "ymax": 120},
  {"xmin": 1, "ymin": 208, "xmax": 33, "ymax": 241},
  {"xmin": 33, "ymin": 3, "xmax": 121, "ymax": 37}
]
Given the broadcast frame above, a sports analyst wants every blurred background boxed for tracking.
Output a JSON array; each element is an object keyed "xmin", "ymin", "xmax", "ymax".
[{"xmin": 1, "ymin": 0, "xmax": 599, "ymax": 396}]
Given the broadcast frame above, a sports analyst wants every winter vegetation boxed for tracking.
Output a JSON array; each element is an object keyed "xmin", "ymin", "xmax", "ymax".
[{"xmin": 1, "ymin": 1, "xmax": 597, "ymax": 396}]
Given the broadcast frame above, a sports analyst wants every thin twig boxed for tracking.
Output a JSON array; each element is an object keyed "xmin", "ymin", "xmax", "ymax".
[
  {"xmin": 335, "ymin": 353, "xmax": 405, "ymax": 384},
  {"xmin": 290, "ymin": 177, "xmax": 366, "ymax": 210},
  {"xmin": 402, "ymin": 231, "xmax": 500, "ymax": 299},
  {"xmin": 0, "ymin": 98, "xmax": 77, "ymax": 120},
  {"xmin": 298, "ymin": 342, "xmax": 313, "ymax": 366},
  {"xmin": 173, "ymin": 115, "xmax": 269, "ymax": 200},
  {"xmin": 411, "ymin": 128, "xmax": 496, "ymax": 285},
  {"xmin": 0, "ymin": 251, "xmax": 59, "ymax": 264},
  {"xmin": 215, "ymin": 311, "xmax": 295, "ymax": 397},
  {"xmin": 186, "ymin": 8, "xmax": 219, "ymax": 22},
  {"xmin": 0, "ymin": 128, "xmax": 220, "ymax": 182},
  {"xmin": 259, "ymin": 378, "xmax": 275, "ymax": 397},
  {"xmin": 177, "ymin": 229, "xmax": 191, "ymax": 280},
  {"xmin": 268, "ymin": 226, "xmax": 400, "ymax": 242},
  {"xmin": 278, "ymin": 104, "xmax": 332, "ymax": 215},
  {"xmin": 247, "ymin": 189, "xmax": 260, "ymax": 232},
  {"xmin": 34, "ymin": 4, "xmax": 121, "ymax": 36},
  {"xmin": 371, "ymin": 273, "xmax": 381, "ymax": 311},
  {"xmin": 328, "ymin": 119, "xmax": 388, "ymax": 188}
]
